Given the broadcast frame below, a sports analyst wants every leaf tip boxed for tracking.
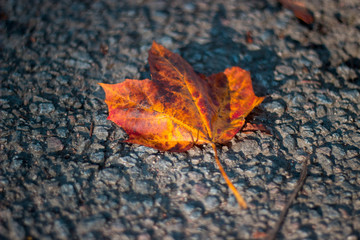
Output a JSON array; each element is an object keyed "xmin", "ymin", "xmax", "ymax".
[
  {"xmin": 150, "ymin": 41, "xmax": 167, "ymax": 56},
  {"xmin": 151, "ymin": 40, "xmax": 160, "ymax": 47},
  {"xmin": 97, "ymin": 82, "xmax": 106, "ymax": 89},
  {"xmin": 98, "ymin": 82, "xmax": 112, "ymax": 93}
]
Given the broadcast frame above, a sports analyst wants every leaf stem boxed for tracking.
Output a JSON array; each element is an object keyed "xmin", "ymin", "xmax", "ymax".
[{"xmin": 210, "ymin": 143, "xmax": 247, "ymax": 209}]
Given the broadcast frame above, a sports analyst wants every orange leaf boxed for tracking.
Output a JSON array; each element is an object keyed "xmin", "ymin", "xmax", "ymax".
[
  {"xmin": 99, "ymin": 42, "xmax": 265, "ymax": 209},
  {"xmin": 252, "ymin": 231, "xmax": 268, "ymax": 239},
  {"xmin": 279, "ymin": 0, "xmax": 314, "ymax": 24}
]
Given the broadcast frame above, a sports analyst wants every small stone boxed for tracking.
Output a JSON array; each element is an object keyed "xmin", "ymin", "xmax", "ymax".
[
  {"xmin": 322, "ymin": 205, "xmax": 340, "ymax": 219},
  {"xmin": 39, "ymin": 103, "xmax": 55, "ymax": 114},
  {"xmin": 183, "ymin": 3, "xmax": 195, "ymax": 12},
  {"xmin": 316, "ymin": 154, "xmax": 333, "ymax": 175},
  {"xmin": 0, "ymin": 110, "xmax": 11, "ymax": 120},
  {"xmin": 54, "ymin": 219, "xmax": 70, "ymax": 239},
  {"xmin": 98, "ymin": 168, "xmax": 121, "ymax": 185},
  {"xmin": 113, "ymin": 127, "xmax": 127, "ymax": 140},
  {"xmin": 73, "ymin": 101, "xmax": 82, "ymax": 109},
  {"xmin": 183, "ymin": 202, "xmax": 203, "ymax": 219},
  {"xmin": 154, "ymin": 159, "xmax": 173, "ymax": 171},
  {"xmin": 348, "ymin": 132, "xmax": 360, "ymax": 144},
  {"xmin": 276, "ymin": 65, "xmax": 294, "ymax": 76},
  {"xmin": 87, "ymin": 98, "xmax": 103, "ymax": 110},
  {"xmin": 138, "ymin": 233, "xmax": 151, "ymax": 240},
  {"xmin": 89, "ymin": 143, "xmax": 105, "ymax": 151},
  {"xmin": 47, "ymin": 137, "xmax": 64, "ymax": 152},
  {"xmin": 8, "ymin": 219, "xmax": 25, "ymax": 240},
  {"xmin": 233, "ymin": 139, "xmax": 260, "ymax": 156},
  {"xmin": 29, "ymin": 142, "xmax": 43, "ymax": 155},
  {"xmin": 315, "ymin": 93, "xmax": 333, "ymax": 104},
  {"xmin": 316, "ymin": 147, "xmax": 331, "ymax": 156},
  {"xmin": 340, "ymin": 89, "xmax": 360, "ymax": 102},
  {"xmin": 159, "ymin": 36, "xmax": 173, "ymax": 48},
  {"xmin": 133, "ymin": 179, "xmax": 156, "ymax": 195},
  {"xmin": 263, "ymin": 101, "xmax": 285, "ymax": 116},
  {"xmin": 10, "ymin": 155, "xmax": 23, "ymax": 171},
  {"xmin": 76, "ymin": 139, "xmax": 91, "ymax": 154},
  {"xmin": 346, "ymin": 158, "xmax": 360, "ymax": 170},
  {"xmin": 273, "ymin": 175, "xmax": 283, "ymax": 185},
  {"xmin": 56, "ymin": 127, "xmax": 69, "ymax": 138},
  {"xmin": 336, "ymin": 65, "xmax": 357, "ymax": 80},
  {"xmin": 61, "ymin": 183, "xmax": 75, "ymax": 196},
  {"xmin": 56, "ymin": 75, "xmax": 70, "ymax": 85},
  {"xmin": 65, "ymin": 59, "xmax": 91, "ymax": 69},
  {"xmin": 90, "ymin": 152, "xmax": 104, "ymax": 164},
  {"xmin": 283, "ymin": 134, "xmax": 296, "ymax": 151},
  {"xmin": 71, "ymin": 51, "xmax": 92, "ymax": 63},
  {"xmin": 346, "ymin": 235, "xmax": 358, "ymax": 240},
  {"xmin": 316, "ymin": 105, "xmax": 327, "ymax": 118},
  {"xmin": 204, "ymin": 196, "xmax": 220, "ymax": 211},
  {"xmin": 94, "ymin": 113, "xmax": 111, "ymax": 125},
  {"xmin": 93, "ymin": 126, "xmax": 108, "ymax": 140},
  {"xmin": 29, "ymin": 103, "xmax": 38, "ymax": 114},
  {"xmin": 78, "ymin": 216, "xmax": 106, "ymax": 233},
  {"xmin": 0, "ymin": 176, "xmax": 9, "ymax": 187}
]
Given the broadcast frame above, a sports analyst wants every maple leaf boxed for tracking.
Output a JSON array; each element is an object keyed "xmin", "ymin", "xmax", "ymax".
[{"xmin": 99, "ymin": 42, "xmax": 265, "ymax": 209}]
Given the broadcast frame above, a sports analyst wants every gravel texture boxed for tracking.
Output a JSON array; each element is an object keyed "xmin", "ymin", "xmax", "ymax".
[{"xmin": 1, "ymin": 0, "xmax": 360, "ymax": 239}]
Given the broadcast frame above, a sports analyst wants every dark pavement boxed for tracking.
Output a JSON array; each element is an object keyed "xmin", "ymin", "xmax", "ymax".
[{"xmin": 1, "ymin": 0, "xmax": 359, "ymax": 239}]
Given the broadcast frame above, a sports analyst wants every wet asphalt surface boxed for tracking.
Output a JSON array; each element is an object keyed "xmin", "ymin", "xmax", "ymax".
[{"xmin": 1, "ymin": 0, "xmax": 360, "ymax": 239}]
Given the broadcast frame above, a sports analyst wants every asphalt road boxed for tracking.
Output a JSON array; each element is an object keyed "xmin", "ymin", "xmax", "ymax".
[{"xmin": 1, "ymin": 0, "xmax": 359, "ymax": 239}]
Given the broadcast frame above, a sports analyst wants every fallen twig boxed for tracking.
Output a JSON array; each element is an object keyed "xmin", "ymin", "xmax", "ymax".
[{"xmin": 266, "ymin": 158, "xmax": 309, "ymax": 240}]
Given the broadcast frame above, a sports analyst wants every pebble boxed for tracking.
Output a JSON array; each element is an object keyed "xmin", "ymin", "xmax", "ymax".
[
  {"xmin": 90, "ymin": 152, "xmax": 104, "ymax": 164},
  {"xmin": 29, "ymin": 103, "xmax": 38, "ymax": 114},
  {"xmin": 54, "ymin": 219, "xmax": 70, "ymax": 239},
  {"xmin": 56, "ymin": 127, "xmax": 69, "ymax": 138},
  {"xmin": 245, "ymin": 166, "xmax": 258, "ymax": 178},
  {"xmin": 39, "ymin": 103, "xmax": 55, "ymax": 114},
  {"xmin": 340, "ymin": 89, "xmax": 360, "ymax": 102},
  {"xmin": 316, "ymin": 154, "xmax": 333, "ymax": 175},
  {"xmin": 183, "ymin": 202, "xmax": 203, "ymax": 220},
  {"xmin": 76, "ymin": 139, "xmax": 91, "ymax": 154},
  {"xmin": 98, "ymin": 168, "xmax": 121, "ymax": 185},
  {"xmin": 315, "ymin": 93, "xmax": 333, "ymax": 105},
  {"xmin": 10, "ymin": 158, "xmax": 23, "ymax": 171},
  {"xmin": 78, "ymin": 216, "xmax": 106, "ymax": 234},
  {"xmin": 283, "ymin": 134, "xmax": 296, "ymax": 151},
  {"xmin": 29, "ymin": 142, "xmax": 43, "ymax": 155},
  {"xmin": 263, "ymin": 100, "xmax": 285, "ymax": 116},
  {"xmin": 316, "ymin": 147, "xmax": 331, "ymax": 156},
  {"xmin": 232, "ymin": 139, "xmax": 260, "ymax": 156},
  {"xmin": 93, "ymin": 126, "xmax": 109, "ymax": 140},
  {"xmin": 133, "ymin": 179, "xmax": 156, "ymax": 195},
  {"xmin": 61, "ymin": 183, "xmax": 75, "ymax": 196},
  {"xmin": 316, "ymin": 105, "xmax": 327, "ymax": 118},
  {"xmin": 346, "ymin": 235, "xmax": 359, "ymax": 240},
  {"xmin": 56, "ymin": 75, "xmax": 70, "ymax": 85},
  {"xmin": 113, "ymin": 127, "xmax": 127, "ymax": 140},
  {"xmin": 47, "ymin": 137, "xmax": 64, "ymax": 152},
  {"xmin": 65, "ymin": 59, "xmax": 91, "ymax": 69},
  {"xmin": 276, "ymin": 65, "xmax": 294, "ymax": 76},
  {"xmin": 183, "ymin": 3, "xmax": 195, "ymax": 12}
]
